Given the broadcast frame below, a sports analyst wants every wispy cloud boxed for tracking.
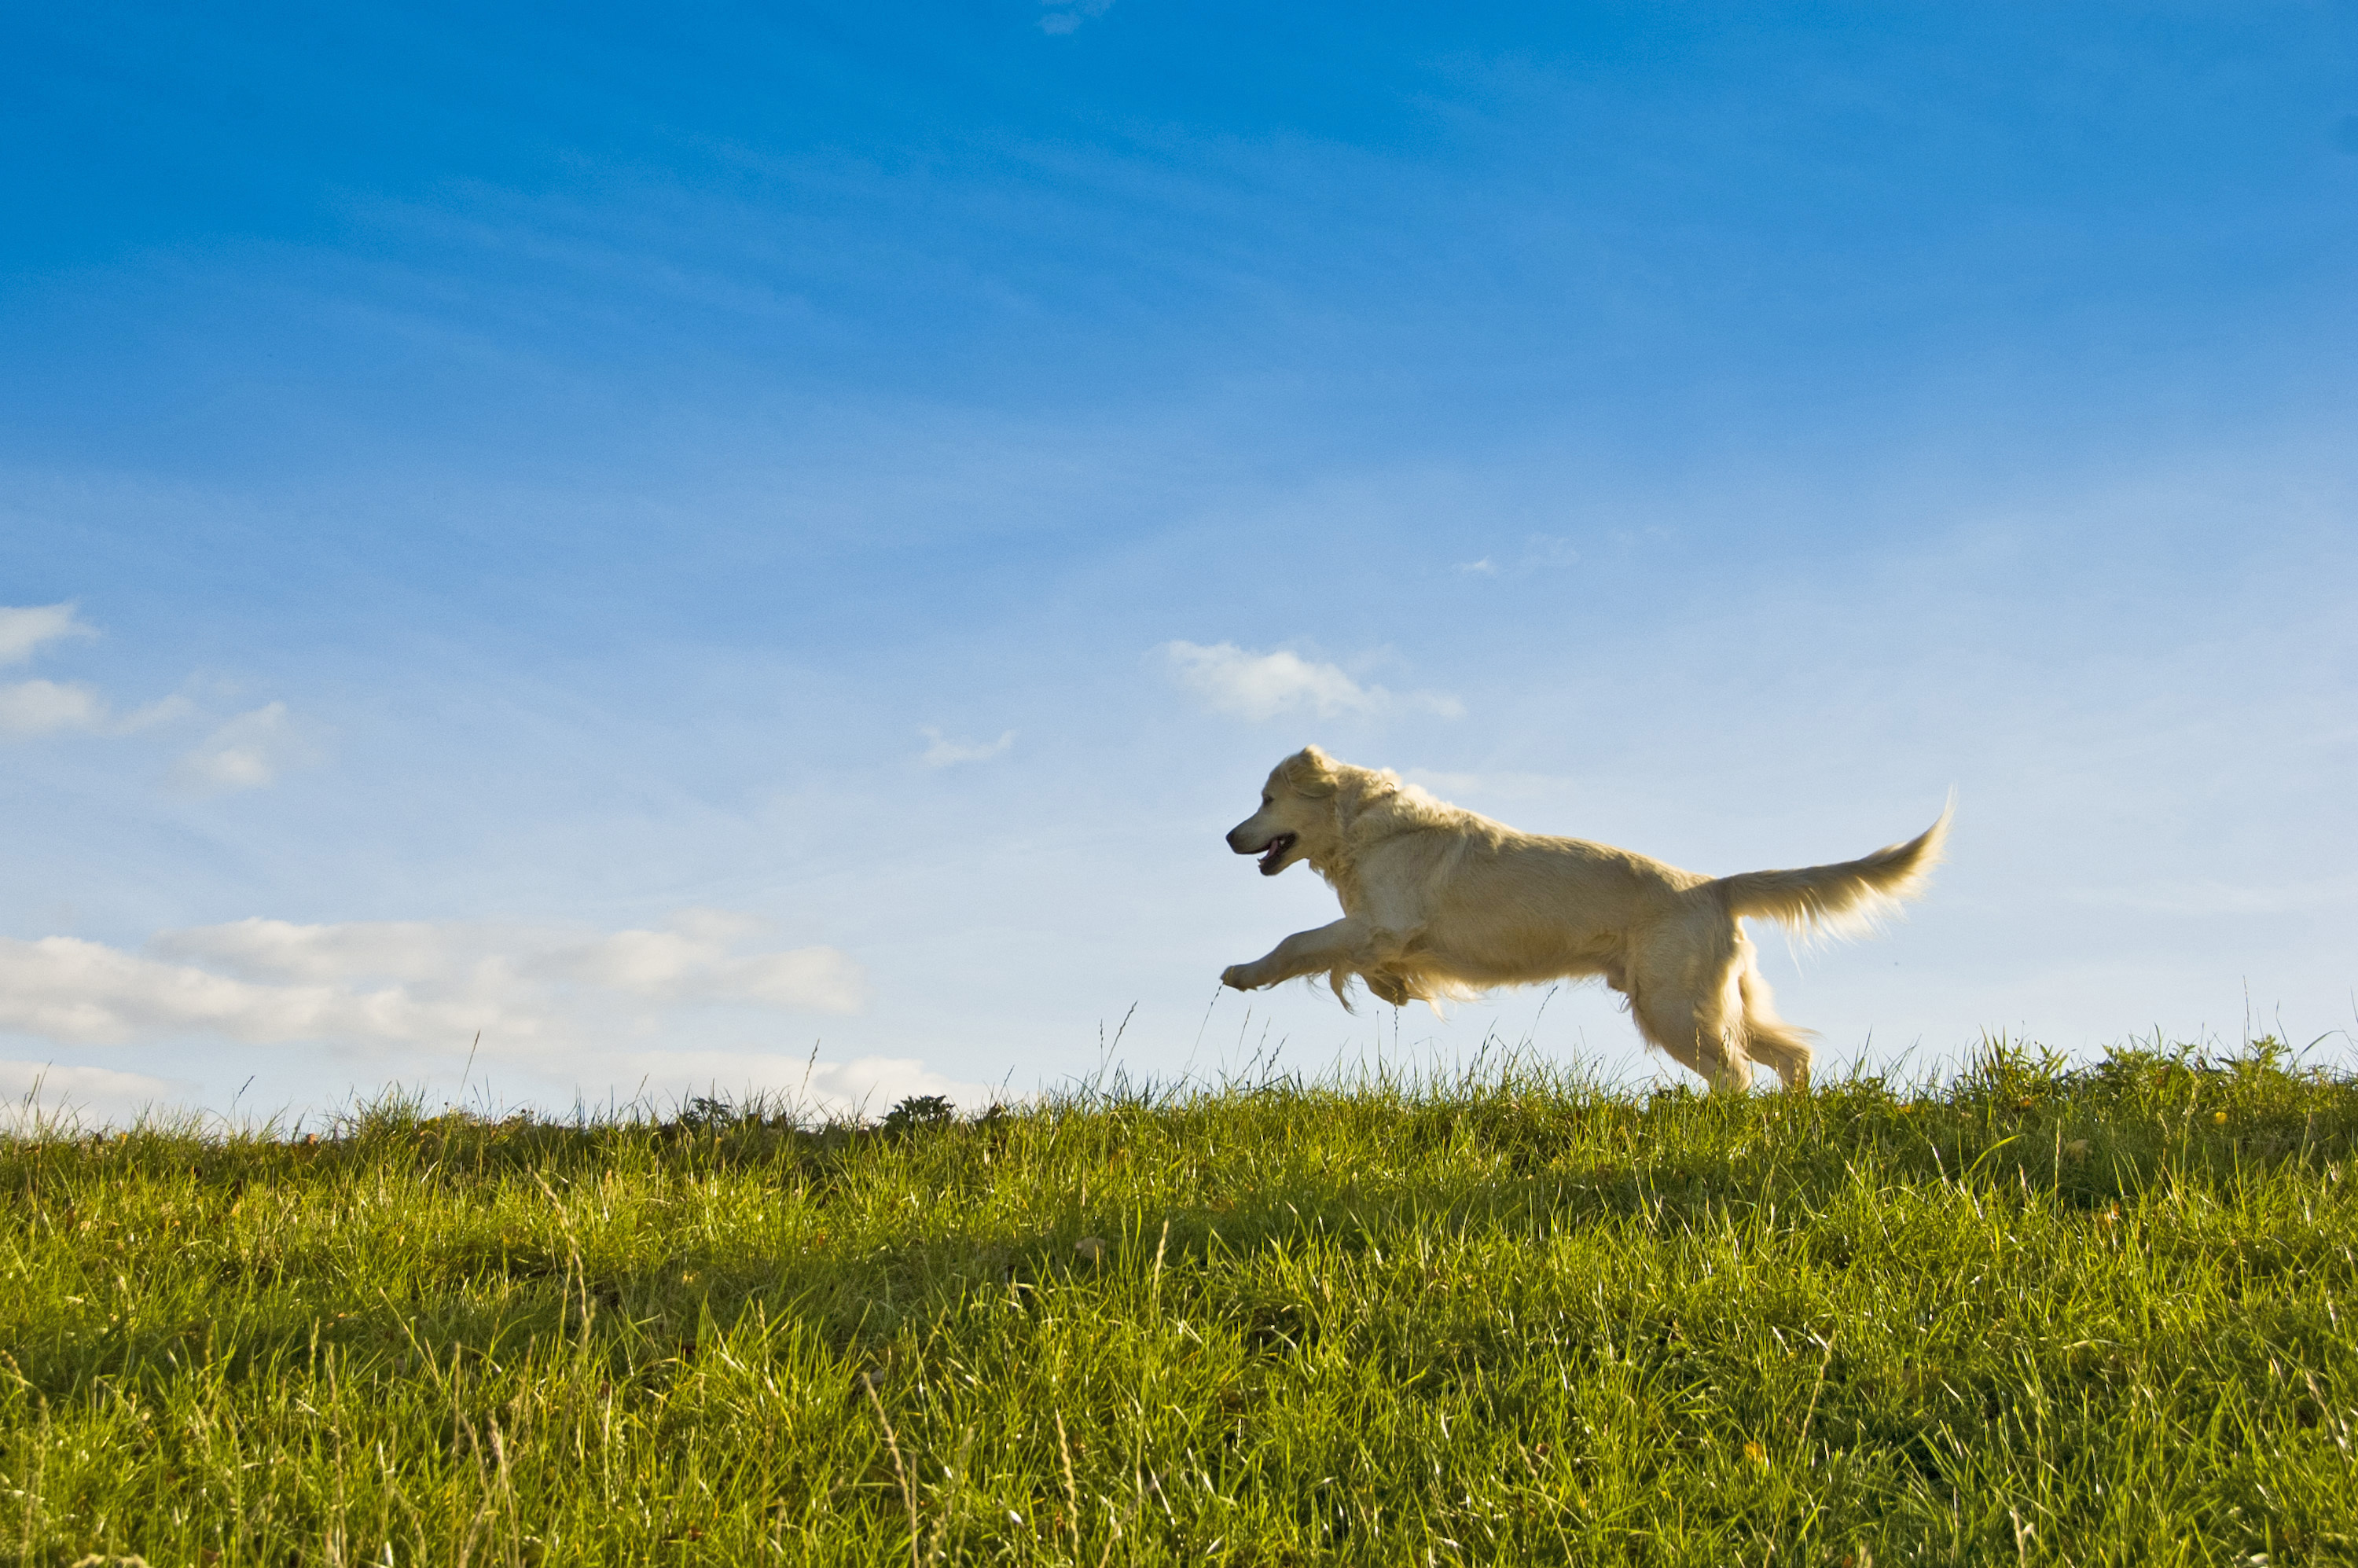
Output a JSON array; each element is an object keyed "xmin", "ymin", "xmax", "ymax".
[
  {"xmin": 171, "ymin": 702, "xmax": 314, "ymax": 791},
  {"xmin": 1525, "ymin": 534, "xmax": 1581, "ymax": 567},
  {"xmin": 0, "ymin": 603, "xmax": 113, "ymax": 736},
  {"xmin": 1159, "ymin": 641, "xmax": 1464, "ymax": 722},
  {"xmin": 919, "ymin": 726, "xmax": 1016, "ymax": 767},
  {"xmin": 0, "ymin": 680, "xmax": 192, "ymax": 738},
  {"xmin": 0, "ymin": 603, "xmax": 96, "ymax": 664},
  {"xmin": 0, "ymin": 679, "xmax": 111, "ymax": 736},
  {"xmin": 0, "ymin": 1060, "xmax": 196, "ymax": 1126},
  {"xmin": 534, "ymin": 917, "xmax": 868, "ymax": 1010},
  {"xmin": 1038, "ymin": 0, "xmax": 1115, "ymax": 35},
  {"xmin": 0, "ymin": 910, "xmax": 867, "ymax": 1052},
  {"xmin": 1456, "ymin": 534, "xmax": 1579, "ymax": 576},
  {"xmin": 1161, "ymin": 641, "xmax": 1378, "ymax": 720},
  {"xmin": 0, "ymin": 600, "xmax": 199, "ymax": 740}
]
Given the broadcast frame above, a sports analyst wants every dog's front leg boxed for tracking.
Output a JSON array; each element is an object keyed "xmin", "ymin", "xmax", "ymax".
[{"xmin": 1221, "ymin": 918, "xmax": 1371, "ymax": 992}]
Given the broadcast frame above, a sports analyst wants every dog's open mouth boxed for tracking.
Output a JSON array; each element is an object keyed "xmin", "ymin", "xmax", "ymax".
[{"xmin": 1256, "ymin": 833, "xmax": 1298, "ymax": 876}]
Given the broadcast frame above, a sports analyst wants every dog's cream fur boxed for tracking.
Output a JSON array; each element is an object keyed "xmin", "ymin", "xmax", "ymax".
[{"xmin": 1219, "ymin": 746, "xmax": 1949, "ymax": 1092}]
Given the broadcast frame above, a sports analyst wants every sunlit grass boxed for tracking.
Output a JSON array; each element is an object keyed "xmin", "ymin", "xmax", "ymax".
[{"xmin": 4, "ymin": 1040, "xmax": 2356, "ymax": 1565}]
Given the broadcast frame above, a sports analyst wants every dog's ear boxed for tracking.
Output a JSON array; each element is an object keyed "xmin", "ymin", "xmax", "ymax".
[{"xmin": 1280, "ymin": 746, "xmax": 1339, "ymax": 799}]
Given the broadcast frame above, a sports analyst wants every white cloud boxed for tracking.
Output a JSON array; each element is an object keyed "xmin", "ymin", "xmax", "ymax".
[
  {"xmin": 919, "ymin": 726, "xmax": 1016, "ymax": 766},
  {"xmin": 0, "ymin": 604, "xmax": 136, "ymax": 739},
  {"xmin": 114, "ymin": 695, "xmax": 194, "ymax": 730},
  {"xmin": 1159, "ymin": 640, "xmax": 1464, "ymax": 722},
  {"xmin": 1162, "ymin": 641, "xmax": 1380, "ymax": 720},
  {"xmin": 1453, "ymin": 535, "xmax": 1579, "ymax": 576},
  {"xmin": 0, "ymin": 935, "xmax": 500, "ymax": 1047},
  {"xmin": 0, "ymin": 602, "xmax": 226, "ymax": 749},
  {"xmin": 0, "ymin": 679, "xmax": 110, "ymax": 735},
  {"xmin": 0, "ymin": 911, "xmax": 868, "ymax": 1053},
  {"xmin": 1524, "ymin": 534, "xmax": 1581, "ymax": 568},
  {"xmin": 1038, "ymin": 0, "xmax": 1115, "ymax": 35},
  {"xmin": 0, "ymin": 603, "xmax": 96, "ymax": 665},
  {"xmin": 0, "ymin": 681, "xmax": 193, "ymax": 738},
  {"xmin": 152, "ymin": 918, "xmax": 483, "ymax": 985},
  {"xmin": 540, "ymin": 916, "xmax": 868, "ymax": 1012},
  {"xmin": 171, "ymin": 702, "xmax": 314, "ymax": 791},
  {"xmin": 0, "ymin": 1059, "xmax": 196, "ymax": 1126}
]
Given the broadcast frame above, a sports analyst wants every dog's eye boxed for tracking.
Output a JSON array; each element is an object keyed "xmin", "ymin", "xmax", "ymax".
[{"xmin": 1262, "ymin": 795, "xmax": 1273, "ymax": 807}]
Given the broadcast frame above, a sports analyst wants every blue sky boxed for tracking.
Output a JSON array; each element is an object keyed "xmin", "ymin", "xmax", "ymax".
[{"xmin": 4, "ymin": 2, "xmax": 2355, "ymax": 1120}]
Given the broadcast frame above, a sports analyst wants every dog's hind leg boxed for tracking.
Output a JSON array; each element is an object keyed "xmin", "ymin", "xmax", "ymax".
[
  {"xmin": 1639, "ymin": 1026, "xmax": 1746, "ymax": 1092},
  {"xmin": 1735, "ymin": 953, "xmax": 1816, "ymax": 1091},
  {"xmin": 1627, "ymin": 935, "xmax": 1754, "ymax": 1093}
]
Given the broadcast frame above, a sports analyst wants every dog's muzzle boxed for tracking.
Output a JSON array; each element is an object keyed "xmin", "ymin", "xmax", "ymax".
[{"xmin": 1234, "ymin": 832, "xmax": 1297, "ymax": 876}]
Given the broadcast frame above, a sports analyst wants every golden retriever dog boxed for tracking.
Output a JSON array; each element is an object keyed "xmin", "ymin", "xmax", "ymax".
[{"xmin": 1219, "ymin": 746, "xmax": 1949, "ymax": 1092}]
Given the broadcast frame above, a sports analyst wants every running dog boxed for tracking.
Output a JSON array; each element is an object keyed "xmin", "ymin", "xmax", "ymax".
[{"xmin": 1219, "ymin": 746, "xmax": 1948, "ymax": 1091}]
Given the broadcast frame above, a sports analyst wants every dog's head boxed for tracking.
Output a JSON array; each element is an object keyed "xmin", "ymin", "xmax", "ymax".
[{"xmin": 1225, "ymin": 745, "xmax": 1342, "ymax": 876}]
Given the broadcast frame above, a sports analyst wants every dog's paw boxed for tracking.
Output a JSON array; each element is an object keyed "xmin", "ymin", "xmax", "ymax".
[{"xmin": 1220, "ymin": 964, "xmax": 1258, "ymax": 991}]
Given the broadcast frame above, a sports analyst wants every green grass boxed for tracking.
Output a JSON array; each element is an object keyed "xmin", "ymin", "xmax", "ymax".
[{"xmin": 5, "ymin": 1039, "xmax": 2357, "ymax": 1566}]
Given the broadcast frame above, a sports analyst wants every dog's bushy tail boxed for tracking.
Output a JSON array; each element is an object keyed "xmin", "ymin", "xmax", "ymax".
[{"xmin": 1711, "ymin": 799, "xmax": 1952, "ymax": 937}]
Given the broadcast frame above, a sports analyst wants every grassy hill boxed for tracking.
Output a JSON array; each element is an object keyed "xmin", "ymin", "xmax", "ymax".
[{"xmin": 5, "ymin": 1040, "xmax": 2355, "ymax": 1566}]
